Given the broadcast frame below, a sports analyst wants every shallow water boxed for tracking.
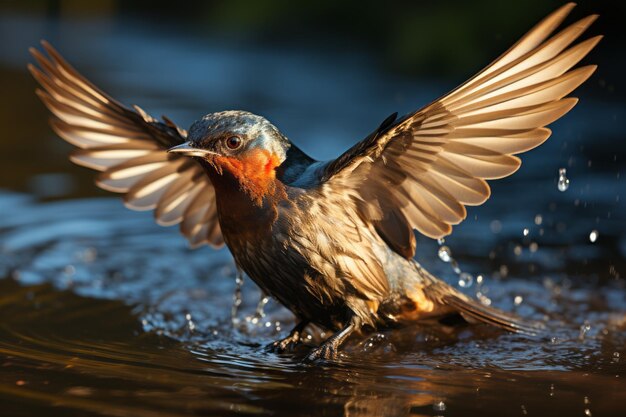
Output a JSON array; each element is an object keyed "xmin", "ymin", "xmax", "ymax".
[{"xmin": 1, "ymin": 9, "xmax": 626, "ymax": 417}]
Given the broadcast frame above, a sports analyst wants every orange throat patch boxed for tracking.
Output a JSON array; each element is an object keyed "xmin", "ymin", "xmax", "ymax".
[{"xmin": 214, "ymin": 149, "xmax": 283, "ymax": 205}]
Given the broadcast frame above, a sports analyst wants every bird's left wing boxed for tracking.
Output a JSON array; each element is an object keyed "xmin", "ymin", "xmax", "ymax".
[
  {"xmin": 318, "ymin": 3, "xmax": 600, "ymax": 259},
  {"xmin": 29, "ymin": 41, "xmax": 223, "ymax": 248}
]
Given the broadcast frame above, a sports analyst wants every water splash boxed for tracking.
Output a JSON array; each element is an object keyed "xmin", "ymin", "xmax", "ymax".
[
  {"xmin": 231, "ymin": 266, "xmax": 244, "ymax": 325},
  {"xmin": 436, "ymin": 240, "xmax": 477, "ymax": 290},
  {"xmin": 255, "ymin": 294, "xmax": 270, "ymax": 318}
]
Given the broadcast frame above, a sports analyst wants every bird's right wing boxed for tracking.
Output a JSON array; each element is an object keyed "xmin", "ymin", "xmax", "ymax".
[
  {"xmin": 318, "ymin": 3, "xmax": 600, "ymax": 258},
  {"xmin": 29, "ymin": 41, "xmax": 223, "ymax": 248}
]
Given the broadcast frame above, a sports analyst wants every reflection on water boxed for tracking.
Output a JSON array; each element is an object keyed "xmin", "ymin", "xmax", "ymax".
[{"xmin": 0, "ymin": 8, "xmax": 625, "ymax": 417}]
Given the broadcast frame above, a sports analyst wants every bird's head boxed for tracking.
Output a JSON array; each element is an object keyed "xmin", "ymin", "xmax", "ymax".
[{"xmin": 169, "ymin": 111, "xmax": 290, "ymax": 202}]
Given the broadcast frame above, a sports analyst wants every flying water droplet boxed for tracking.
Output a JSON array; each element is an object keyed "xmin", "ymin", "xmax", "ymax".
[
  {"xmin": 451, "ymin": 260, "xmax": 461, "ymax": 274},
  {"xmin": 476, "ymin": 275, "xmax": 484, "ymax": 286},
  {"xmin": 514, "ymin": 295, "xmax": 523, "ymax": 305},
  {"xmin": 490, "ymin": 220, "xmax": 502, "ymax": 233},
  {"xmin": 589, "ymin": 230, "xmax": 598, "ymax": 243},
  {"xmin": 579, "ymin": 322, "xmax": 591, "ymax": 340},
  {"xmin": 479, "ymin": 295, "xmax": 492, "ymax": 306},
  {"xmin": 523, "ymin": 228, "xmax": 529, "ymax": 236},
  {"xmin": 458, "ymin": 273, "xmax": 473, "ymax": 288},
  {"xmin": 557, "ymin": 168, "xmax": 570, "ymax": 191},
  {"xmin": 185, "ymin": 313, "xmax": 195, "ymax": 332},
  {"xmin": 438, "ymin": 246, "xmax": 452, "ymax": 262}
]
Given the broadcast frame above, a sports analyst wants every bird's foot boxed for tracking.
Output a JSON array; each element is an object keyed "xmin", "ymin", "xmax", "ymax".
[
  {"xmin": 266, "ymin": 320, "xmax": 308, "ymax": 354},
  {"xmin": 304, "ymin": 321, "xmax": 356, "ymax": 362},
  {"xmin": 267, "ymin": 332, "xmax": 301, "ymax": 353}
]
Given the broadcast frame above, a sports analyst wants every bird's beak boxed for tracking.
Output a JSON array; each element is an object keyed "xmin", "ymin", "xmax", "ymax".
[{"xmin": 167, "ymin": 142, "xmax": 215, "ymax": 158}]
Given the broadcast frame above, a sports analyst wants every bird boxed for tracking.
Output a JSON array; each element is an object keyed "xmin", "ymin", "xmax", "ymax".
[{"xmin": 29, "ymin": 3, "xmax": 600, "ymax": 360}]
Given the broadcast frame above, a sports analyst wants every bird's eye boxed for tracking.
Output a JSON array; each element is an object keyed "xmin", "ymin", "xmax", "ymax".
[{"xmin": 225, "ymin": 136, "xmax": 242, "ymax": 150}]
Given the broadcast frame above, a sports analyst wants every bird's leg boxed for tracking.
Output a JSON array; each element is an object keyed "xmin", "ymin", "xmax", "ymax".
[
  {"xmin": 305, "ymin": 318, "xmax": 357, "ymax": 361},
  {"xmin": 268, "ymin": 320, "xmax": 309, "ymax": 353}
]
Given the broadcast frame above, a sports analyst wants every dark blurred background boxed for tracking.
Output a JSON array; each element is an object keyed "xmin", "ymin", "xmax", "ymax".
[{"xmin": 0, "ymin": 0, "xmax": 623, "ymax": 198}]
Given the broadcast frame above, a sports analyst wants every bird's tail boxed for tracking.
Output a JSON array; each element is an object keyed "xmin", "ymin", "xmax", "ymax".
[{"xmin": 415, "ymin": 263, "xmax": 545, "ymax": 336}]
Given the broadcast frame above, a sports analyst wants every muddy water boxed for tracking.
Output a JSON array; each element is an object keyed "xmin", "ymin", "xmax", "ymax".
[{"xmin": 1, "ymin": 10, "xmax": 625, "ymax": 417}]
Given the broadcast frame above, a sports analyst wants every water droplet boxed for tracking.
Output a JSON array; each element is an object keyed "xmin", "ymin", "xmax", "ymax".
[
  {"xmin": 490, "ymin": 220, "xmax": 502, "ymax": 233},
  {"xmin": 64, "ymin": 265, "xmax": 76, "ymax": 276},
  {"xmin": 523, "ymin": 228, "xmax": 529, "ymax": 236},
  {"xmin": 458, "ymin": 273, "xmax": 473, "ymax": 288},
  {"xmin": 514, "ymin": 295, "xmax": 523, "ymax": 305},
  {"xmin": 476, "ymin": 275, "xmax": 484, "ymax": 286},
  {"xmin": 185, "ymin": 313, "xmax": 195, "ymax": 331},
  {"xmin": 514, "ymin": 245, "xmax": 522, "ymax": 256},
  {"xmin": 529, "ymin": 242, "xmax": 539, "ymax": 253},
  {"xmin": 438, "ymin": 246, "xmax": 452, "ymax": 262},
  {"xmin": 479, "ymin": 294, "xmax": 492, "ymax": 306},
  {"xmin": 437, "ymin": 238, "xmax": 445, "ymax": 245},
  {"xmin": 579, "ymin": 322, "xmax": 591, "ymax": 340},
  {"xmin": 499, "ymin": 264, "xmax": 509, "ymax": 278},
  {"xmin": 557, "ymin": 168, "xmax": 570, "ymax": 191},
  {"xmin": 433, "ymin": 400, "xmax": 446, "ymax": 412},
  {"xmin": 534, "ymin": 214, "xmax": 543, "ymax": 225},
  {"xmin": 255, "ymin": 295, "xmax": 269, "ymax": 318},
  {"xmin": 589, "ymin": 230, "xmax": 598, "ymax": 243},
  {"xmin": 584, "ymin": 408, "xmax": 592, "ymax": 417},
  {"xmin": 77, "ymin": 247, "xmax": 97, "ymax": 263}
]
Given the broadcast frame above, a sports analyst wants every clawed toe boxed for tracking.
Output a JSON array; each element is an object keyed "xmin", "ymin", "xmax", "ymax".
[
  {"xmin": 305, "ymin": 344, "xmax": 339, "ymax": 362},
  {"xmin": 266, "ymin": 337, "xmax": 297, "ymax": 353}
]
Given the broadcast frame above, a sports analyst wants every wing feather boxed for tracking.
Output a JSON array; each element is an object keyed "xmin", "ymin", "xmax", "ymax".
[{"xmin": 30, "ymin": 41, "xmax": 223, "ymax": 248}]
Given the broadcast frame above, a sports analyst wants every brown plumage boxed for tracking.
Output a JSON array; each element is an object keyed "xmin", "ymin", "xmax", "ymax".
[{"xmin": 29, "ymin": 3, "xmax": 600, "ymax": 360}]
